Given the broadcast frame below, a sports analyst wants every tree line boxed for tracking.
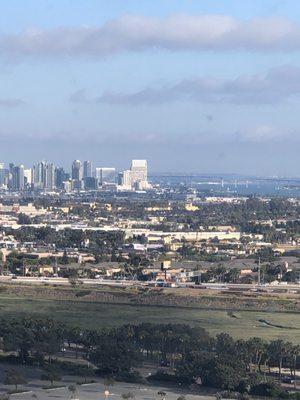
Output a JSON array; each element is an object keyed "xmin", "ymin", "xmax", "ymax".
[{"xmin": 0, "ymin": 318, "xmax": 299, "ymax": 398}]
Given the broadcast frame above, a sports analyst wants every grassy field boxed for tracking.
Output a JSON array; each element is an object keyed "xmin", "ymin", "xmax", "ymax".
[{"xmin": 0, "ymin": 296, "xmax": 299, "ymax": 342}]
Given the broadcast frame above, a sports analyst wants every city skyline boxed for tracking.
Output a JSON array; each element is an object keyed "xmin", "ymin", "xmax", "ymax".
[
  {"xmin": 1, "ymin": 1, "xmax": 300, "ymax": 175},
  {"xmin": 0, "ymin": 158, "xmax": 150, "ymax": 191}
]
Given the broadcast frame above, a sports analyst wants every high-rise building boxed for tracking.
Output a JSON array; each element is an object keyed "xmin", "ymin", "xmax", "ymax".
[
  {"xmin": 72, "ymin": 160, "xmax": 83, "ymax": 181},
  {"xmin": 33, "ymin": 161, "xmax": 45, "ymax": 189},
  {"xmin": 44, "ymin": 163, "xmax": 55, "ymax": 190},
  {"xmin": 0, "ymin": 163, "xmax": 8, "ymax": 188},
  {"xmin": 23, "ymin": 168, "xmax": 32, "ymax": 187},
  {"xmin": 83, "ymin": 161, "xmax": 93, "ymax": 179},
  {"xmin": 11, "ymin": 165, "xmax": 24, "ymax": 191},
  {"xmin": 121, "ymin": 170, "xmax": 132, "ymax": 187},
  {"xmin": 101, "ymin": 168, "xmax": 116, "ymax": 185},
  {"xmin": 33, "ymin": 161, "xmax": 56, "ymax": 190},
  {"xmin": 95, "ymin": 167, "xmax": 116, "ymax": 186},
  {"xmin": 130, "ymin": 160, "xmax": 147, "ymax": 188},
  {"xmin": 0, "ymin": 163, "xmax": 4, "ymax": 187},
  {"xmin": 84, "ymin": 177, "xmax": 97, "ymax": 190},
  {"xmin": 55, "ymin": 167, "xmax": 69, "ymax": 189}
]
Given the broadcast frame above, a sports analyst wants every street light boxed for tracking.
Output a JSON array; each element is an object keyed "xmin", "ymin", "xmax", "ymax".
[{"xmin": 104, "ymin": 389, "xmax": 110, "ymax": 400}]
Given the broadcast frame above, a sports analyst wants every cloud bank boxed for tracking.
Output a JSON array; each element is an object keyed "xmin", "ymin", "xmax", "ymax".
[
  {"xmin": 70, "ymin": 65, "xmax": 300, "ymax": 105},
  {"xmin": 0, "ymin": 98, "xmax": 24, "ymax": 107},
  {"xmin": 2, "ymin": 14, "xmax": 300, "ymax": 59}
]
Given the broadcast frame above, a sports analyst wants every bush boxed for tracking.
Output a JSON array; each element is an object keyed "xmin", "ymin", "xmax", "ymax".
[
  {"xmin": 52, "ymin": 360, "xmax": 94, "ymax": 377},
  {"xmin": 288, "ymin": 394, "xmax": 300, "ymax": 400},
  {"xmin": 42, "ymin": 384, "xmax": 65, "ymax": 390},
  {"xmin": 250, "ymin": 382, "xmax": 287, "ymax": 398},
  {"xmin": 40, "ymin": 372, "xmax": 61, "ymax": 383},
  {"xmin": 0, "ymin": 354, "xmax": 21, "ymax": 364},
  {"xmin": 114, "ymin": 370, "xmax": 144, "ymax": 384},
  {"xmin": 75, "ymin": 290, "xmax": 91, "ymax": 297},
  {"xmin": 76, "ymin": 379, "xmax": 97, "ymax": 385},
  {"xmin": 147, "ymin": 370, "xmax": 179, "ymax": 384}
]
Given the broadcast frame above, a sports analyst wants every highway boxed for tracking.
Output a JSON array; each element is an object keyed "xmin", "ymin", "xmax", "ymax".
[{"xmin": 0, "ymin": 276, "xmax": 299, "ymax": 292}]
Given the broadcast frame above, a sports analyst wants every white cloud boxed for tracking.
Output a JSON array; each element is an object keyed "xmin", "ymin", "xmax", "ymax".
[
  {"xmin": 238, "ymin": 125, "xmax": 288, "ymax": 142},
  {"xmin": 2, "ymin": 14, "xmax": 300, "ymax": 60}
]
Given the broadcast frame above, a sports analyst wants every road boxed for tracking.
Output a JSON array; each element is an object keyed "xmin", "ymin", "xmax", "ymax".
[
  {"xmin": 0, "ymin": 276, "xmax": 299, "ymax": 293},
  {"xmin": 1, "ymin": 379, "xmax": 216, "ymax": 400}
]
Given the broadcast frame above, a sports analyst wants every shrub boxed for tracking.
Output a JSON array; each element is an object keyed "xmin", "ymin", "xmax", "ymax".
[
  {"xmin": 75, "ymin": 290, "xmax": 91, "ymax": 297},
  {"xmin": 114, "ymin": 370, "xmax": 144, "ymax": 384},
  {"xmin": 250, "ymin": 382, "xmax": 287, "ymax": 398},
  {"xmin": 148, "ymin": 370, "xmax": 179, "ymax": 384}
]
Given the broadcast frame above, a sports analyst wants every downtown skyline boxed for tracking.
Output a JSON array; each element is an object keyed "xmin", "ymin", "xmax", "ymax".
[{"xmin": 0, "ymin": 158, "xmax": 150, "ymax": 191}]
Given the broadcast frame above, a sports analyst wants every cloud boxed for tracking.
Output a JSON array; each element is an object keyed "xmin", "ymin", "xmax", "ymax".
[
  {"xmin": 70, "ymin": 65, "xmax": 300, "ymax": 106},
  {"xmin": 205, "ymin": 114, "xmax": 214, "ymax": 122},
  {"xmin": 69, "ymin": 89, "xmax": 88, "ymax": 103},
  {"xmin": 0, "ymin": 98, "xmax": 25, "ymax": 107},
  {"xmin": 2, "ymin": 14, "xmax": 300, "ymax": 60},
  {"xmin": 237, "ymin": 125, "xmax": 289, "ymax": 142}
]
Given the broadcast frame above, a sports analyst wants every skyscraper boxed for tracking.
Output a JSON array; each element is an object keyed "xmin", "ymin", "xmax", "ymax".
[
  {"xmin": 83, "ymin": 161, "xmax": 93, "ymax": 179},
  {"xmin": 72, "ymin": 160, "xmax": 83, "ymax": 181},
  {"xmin": 33, "ymin": 161, "xmax": 45, "ymax": 189},
  {"xmin": 23, "ymin": 168, "xmax": 32, "ymax": 187},
  {"xmin": 95, "ymin": 167, "xmax": 116, "ymax": 186},
  {"xmin": 130, "ymin": 160, "xmax": 147, "ymax": 188},
  {"xmin": 0, "ymin": 163, "xmax": 5, "ymax": 187},
  {"xmin": 11, "ymin": 165, "xmax": 25, "ymax": 191},
  {"xmin": 44, "ymin": 163, "xmax": 55, "ymax": 190},
  {"xmin": 33, "ymin": 161, "xmax": 56, "ymax": 190},
  {"xmin": 121, "ymin": 170, "xmax": 132, "ymax": 187},
  {"xmin": 55, "ymin": 167, "xmax": 69, "ymax": 189}
]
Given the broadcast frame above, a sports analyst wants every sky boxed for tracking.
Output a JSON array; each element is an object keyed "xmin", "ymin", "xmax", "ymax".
[{"xmin": 1, "ymin": 0, "xmax": 300, "ymax": 176}]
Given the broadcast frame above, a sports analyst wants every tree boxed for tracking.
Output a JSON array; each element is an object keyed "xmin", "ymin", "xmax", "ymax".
[
  {"xmin": 41, "ymin": 365, "xmax": 61, "ymax": 386},
  {"xmin": 250, "ymin": 381, "xmax": 284, "ymax": 398},
  {"xmin": 202, "ymin": 356, "xmax": 246, "ymax": 390},
  {"xmin": 103, "ymin": 378, "xmax": 115, "ymax": 390},
  {"xmin": 244, "ymin": 337, "xmax": 267, "ymax": 372},
  {"xmin": 68, "ymin": 385, "xmax": 78, "ymax": 399},
  {"xmin": 0, "ymin": 395, "xmax": 10, "ymax": 400},
  {"xmin": 61, "ymin": 250, "xmax": 69, "ymax": 265},
  {"xmin": 90, "ymin": 339, "xmax": 140, "ymax": 374},
  {"xmin": 157, "ymin": 391, "xmax": 166, "ymax": 400},
  {"xmin": 121, "ymin": 392, "xmax": 135, "ymax": 400},
  {"xmin": 18, "ymin": 213, "xmax": 31, "ymax": 225},
  {"xmin": 268, "ymin": 340, "xmax": 290, "ymax": 381},
  {"xmin": 4, "ymin": 369, "xmax": 27, "ymax": 390}
]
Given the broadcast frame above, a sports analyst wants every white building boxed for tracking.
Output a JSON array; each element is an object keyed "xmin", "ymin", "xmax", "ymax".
[{"xmin": 130, "ymin": 160, "xmax": 148, "ymax": 188}]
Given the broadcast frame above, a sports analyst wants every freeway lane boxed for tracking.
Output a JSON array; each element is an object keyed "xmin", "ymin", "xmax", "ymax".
[{"xmin": 0, "ymin": 276, "xmax": 299, "ymax": 292}]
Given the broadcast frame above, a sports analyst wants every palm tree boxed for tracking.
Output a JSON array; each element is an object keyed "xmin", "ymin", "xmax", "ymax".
[
  {"xmin": 121, "ymin": 392, "xmax": 135, "ymax": 400},
  {"xmin": 68, "ymin": 385, "xmax": 78, "ymax": 400},
  {"xmin": 268, "ymin": 340, "xmax": 291, "ymax": 381},
  {"xmin": 158, "ymin": 391, "xmax": 166, "ymax": 400}
]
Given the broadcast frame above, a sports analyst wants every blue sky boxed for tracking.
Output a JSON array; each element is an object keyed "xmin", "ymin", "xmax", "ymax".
[{"xmin": 1, "ymin": 0, "xmax": 300, "ymax": 175}]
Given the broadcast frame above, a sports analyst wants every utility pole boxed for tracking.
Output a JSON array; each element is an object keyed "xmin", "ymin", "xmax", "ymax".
[{"xmin": 258, "ymin": 257, "xmax": 261, "ymax": 286}]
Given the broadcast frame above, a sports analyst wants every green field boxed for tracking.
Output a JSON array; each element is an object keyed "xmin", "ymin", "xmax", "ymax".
[{"xmin": 0, "ymin": 296, "xmax": 299, "ymax": 342}]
